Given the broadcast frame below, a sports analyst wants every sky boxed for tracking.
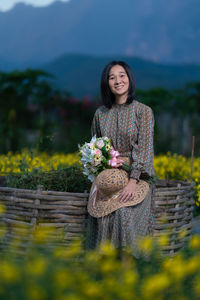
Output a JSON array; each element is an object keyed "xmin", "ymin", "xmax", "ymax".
[{"xmin": 0, "ymin": 0, "xmax": 70, "ymax": 11}]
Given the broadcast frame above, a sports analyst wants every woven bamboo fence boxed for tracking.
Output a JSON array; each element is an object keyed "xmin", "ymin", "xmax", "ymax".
[
  {"xmin": 0, "ymin": 185, "xmax": 88, "ymax": 252},
  {"xmin": 0, "ymin": 179, "xmax": 195, "ymax": 256},
  {"xmin": 152, "ymin": 179, "xmax": 195, "ymax": 256}
]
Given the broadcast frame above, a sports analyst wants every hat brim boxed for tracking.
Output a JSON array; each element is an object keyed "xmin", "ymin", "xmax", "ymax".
[{"xmin": 87, "ymin": 179, "xmax": 150, "ymax": 218}]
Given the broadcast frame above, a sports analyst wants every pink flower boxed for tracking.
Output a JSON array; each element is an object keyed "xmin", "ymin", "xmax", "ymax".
[
  {"xmin": 94, "ymin": 149, "xmax": 102, "ymax": 156},
  {"xmin": 110, "ymin": 149, "xmax": 120, "ymax": 158},
  {"xmin": 108, "ymin": 157, "xmax": 118, "ymax": 167},
  {"xmin": 96, "ymin": 140, "xmax": 104, "ymax": 149}
]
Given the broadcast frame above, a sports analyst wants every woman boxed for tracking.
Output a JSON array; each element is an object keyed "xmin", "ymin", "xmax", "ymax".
[{"xmin": 85, "ymin": 60, "xmax": 155, "ymax": 257}]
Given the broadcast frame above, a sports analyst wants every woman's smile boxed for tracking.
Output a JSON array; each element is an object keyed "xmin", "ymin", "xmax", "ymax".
[
  {"xmin": 115, "ymin": 85, "xmax": 124, "ymax": 90},
  {"xmin": 108, "ymin": 65, "xmax": 129, "ymax": 98}
]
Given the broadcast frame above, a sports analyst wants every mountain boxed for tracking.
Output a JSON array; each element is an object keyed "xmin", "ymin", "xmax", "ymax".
[
  {"xmin": 42, "ymin": 54, "xmax": 200, "ymax": 97},
  {"xmin": 0, "ymin": 0, "xmax": 199, "ymax": 66}
]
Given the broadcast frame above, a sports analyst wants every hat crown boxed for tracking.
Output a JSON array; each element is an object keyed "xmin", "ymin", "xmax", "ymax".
[{"xmin": 96, "ymin": 169, "xmax": 128, "ymax": 196}]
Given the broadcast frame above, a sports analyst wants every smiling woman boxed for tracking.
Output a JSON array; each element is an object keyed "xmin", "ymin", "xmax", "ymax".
[
  {"xmin": 85, "ymin": 60, "xmax": 156, "ymax": 258},
  {"xmin": 0, "ymin": 0, "xmax": 70, "ymax": 11}
]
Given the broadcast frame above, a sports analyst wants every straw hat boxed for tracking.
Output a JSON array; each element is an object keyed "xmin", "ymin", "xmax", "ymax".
[{"xmin": 87, "ymin": 168, "xmax": 149, "ymax": 218}]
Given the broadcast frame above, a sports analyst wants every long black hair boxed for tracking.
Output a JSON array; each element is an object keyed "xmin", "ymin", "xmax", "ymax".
[{"xmin": 100, "ymin": 60, "xmax": 135, "ymax": 109}]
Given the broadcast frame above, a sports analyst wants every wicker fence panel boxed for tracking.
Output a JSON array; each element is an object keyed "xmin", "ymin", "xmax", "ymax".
[
  {"xmin": 0, "ymin": 186, "xmax": 89, "ymax": 251},
  {"xmin": 0, "ymin": 179, "xmax": 195, "ymax": 255},
  {"xmin": 152, "ymin": 179, "xmax": 195, "ymax": 256}
]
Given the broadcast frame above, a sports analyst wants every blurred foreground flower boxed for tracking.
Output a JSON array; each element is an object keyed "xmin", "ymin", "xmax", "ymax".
[{"xmin": 0, "ymin": 228, "xmax": 199, "ymax": 300}]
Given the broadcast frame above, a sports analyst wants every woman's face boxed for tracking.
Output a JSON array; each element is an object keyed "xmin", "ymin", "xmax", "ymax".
[{"xmin": 108, "ymin": 65, "xmax": 129, "ymax": 98}]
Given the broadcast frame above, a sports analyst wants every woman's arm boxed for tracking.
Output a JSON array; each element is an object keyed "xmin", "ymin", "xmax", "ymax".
[
  {"xmin": 119, "ymin": 105, "xmax": 154, "ymax": 203},
  {"xmin": 130, "ymin": 105, "xmax": 155, "ymax": 181}
]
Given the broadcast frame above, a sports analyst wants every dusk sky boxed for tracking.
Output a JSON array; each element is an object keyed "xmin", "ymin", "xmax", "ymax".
[{"xmin": 0, "ymin": 0, "xmax": 70, "ymax": 11}]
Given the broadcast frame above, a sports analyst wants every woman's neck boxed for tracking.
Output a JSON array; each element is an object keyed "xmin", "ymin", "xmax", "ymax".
[{"xmin": 114, "ymin": 94, "xmax": 128, "ymax": 105}]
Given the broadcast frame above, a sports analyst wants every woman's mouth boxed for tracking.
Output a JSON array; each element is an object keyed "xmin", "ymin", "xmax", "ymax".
[{"xmin": 115, "ymin": 85, "xmax": 124, "ymax": 90}]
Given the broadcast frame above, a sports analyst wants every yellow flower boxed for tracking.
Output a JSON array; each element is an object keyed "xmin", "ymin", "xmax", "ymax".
[
  {"xmin": 94, "ymin": 154, "xmax": 101, "ymax": 162},
  {"xmin": 162, "ymin": 254, "xmax": 186, "ymax": 281},
  {"xmin": 86, "ymin": 250, "xmax": 100, "ymax": 263},
  {"xmin": 26, "ymin": 285, "xmax": 47, "ymax": 300},
  {"xmin": 189, "ymin": 235, "xmax": 200, "ymax": 250},
  {"xmin": 26, "ymin": 258, "xmax": 47, "ymax": 276},
  {"xmin": 0, "ymin": 223, "xmax": 6, "ymax": 238},
  {"xmin": 138, "ymin": 236, "xmax": 153, "ymax": 253},
  {"xmin": 0, "ymin": 203, "xmax": 5, "ymax": 215},
  {"xmin": 0, "ymin": 262, "xmax": 19, "ymax": 283},
  {"xmin": 53, "ymin": 269, "xmax": 73, "ymax": 288},
  {"xmin": 33, "ymin": 226, "xmax": 56, "ymax": 244},
  {"xmin": 54, "ymin": 240, "xmax": 82, "ymax": 259},
  {"xmin": 178, "ymin": 228, "xmax": 188, "ymax": 240},
  {"xmin": 83, "ymin": 282, "xmax": 102, "ymax": 298},
  {"xmin": 123, "ymin": 270, "xmax": 138, "ymax": 285},
  {"xmin": 99, "ymin": 241, "xmax": 117, "ymax": 257},
  {"xmin": 100, "ymin": 260, "xmax": 119, "ymax": 273},
  {"xmin": 105, "ymin": 144, "xmax": 111, "ymax": 151},
  {"xmin": 185, "ymin": 256, "xmax": 200, "ymax": 275},
  {"xmin": 142, "ymin": 273, "xmax": 170, "ymax": 297},
  {"xmin": 157, "ymin": 234, "xmax": 169, "ymax": 247}
]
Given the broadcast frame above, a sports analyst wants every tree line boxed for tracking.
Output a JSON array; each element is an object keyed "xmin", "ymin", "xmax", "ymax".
[{"xmin": 0, "ymin": 69, "xmax": 199, "ymax": 155}]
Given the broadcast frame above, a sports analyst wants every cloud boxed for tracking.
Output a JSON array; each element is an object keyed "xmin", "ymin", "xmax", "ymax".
[{"xmin": 0, "ymin": 0, "xmax": 70, "ymax": 12}]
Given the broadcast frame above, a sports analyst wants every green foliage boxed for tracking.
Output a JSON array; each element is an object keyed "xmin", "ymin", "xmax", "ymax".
[
  {"xmin": 0, "ymin": 69, "xmax": 100, "ymax": 154},
  {"xmin": 0, "ymin": 69, "xmax": 55, "ymax": 153},
  {"xmin": 137, "ymin": 82, "xmax": 200, "ymax": 116},
  {"xmin": 136, "ymin": 84, "xmax": 200, "ymax": 155},
  {"xmin": 6, "ymin": 165, "xmax": 91, "ymax": 192},
  {"xmin": 1, "ymin": 68, "xmax": 200, "ymax": 155}
]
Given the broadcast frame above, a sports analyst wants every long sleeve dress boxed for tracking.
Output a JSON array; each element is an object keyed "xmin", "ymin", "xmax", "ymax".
[{"xmin": 85, "ymin": 99, "xmax": 155, "ymax": 257}]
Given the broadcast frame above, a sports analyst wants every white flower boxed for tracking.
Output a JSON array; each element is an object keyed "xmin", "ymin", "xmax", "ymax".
[
  {"xmin": 91, "ymin": 135, "xmax": 97, "ymax": 143},
  {"xmin": 79, "ymin": 135, "xmax": 112, "ymax": 182},
  {"xmin": 88, "ymin": 174, "xmax": 95, "ymax": 182}
]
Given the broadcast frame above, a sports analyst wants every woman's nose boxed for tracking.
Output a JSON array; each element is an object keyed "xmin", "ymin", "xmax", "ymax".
[{"xmin": 115, "ymin": 76, "xmax": 121, "ymax": 85}]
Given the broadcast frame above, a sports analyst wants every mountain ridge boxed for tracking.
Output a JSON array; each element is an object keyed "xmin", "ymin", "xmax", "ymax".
[
  {"xmin": 0, "ymin": 0, "xmax": 199, "ymax": 65},
  {"xmin": 41, "ymin": 53, "xmax": 200, "ymax": 97}
]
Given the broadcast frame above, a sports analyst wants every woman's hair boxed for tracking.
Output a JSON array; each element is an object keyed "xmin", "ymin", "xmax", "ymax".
[{"xmin": 100, "ymin": 60, "xmax": 135, "ymax": 108}]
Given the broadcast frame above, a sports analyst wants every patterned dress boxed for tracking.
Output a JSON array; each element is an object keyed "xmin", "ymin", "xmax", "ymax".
[{"xmin": 85, "ymin": 100, "xmax": 155, "ymax": 258}]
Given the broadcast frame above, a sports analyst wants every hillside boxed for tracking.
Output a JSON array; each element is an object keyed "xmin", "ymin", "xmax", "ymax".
[
  {"xmin": 0, "ymin": 0, "xmax": 199, "ymax": 65},
  {"xmin": 42, "ymin": 54, "xmax": 200, "ymax": 97}
]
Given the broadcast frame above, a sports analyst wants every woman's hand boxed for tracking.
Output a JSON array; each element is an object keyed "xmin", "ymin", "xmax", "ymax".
[{"xmin": 119, "ymin": 178, "xmax": 137, "ymax": 203}]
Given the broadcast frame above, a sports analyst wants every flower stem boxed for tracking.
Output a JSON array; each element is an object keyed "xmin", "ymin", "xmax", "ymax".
[{"xmin": 122, "ymin": 163, "xmax": 130, "ymax": 172}]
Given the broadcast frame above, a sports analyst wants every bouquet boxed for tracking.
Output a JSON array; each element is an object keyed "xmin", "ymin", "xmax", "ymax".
[{"xmin": 79, "ymin": 135, "xmax": 130, "ymax": 182}]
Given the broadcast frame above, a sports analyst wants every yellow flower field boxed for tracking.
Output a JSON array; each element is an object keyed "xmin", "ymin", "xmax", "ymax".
[
  {"xmin": 0, "ymin": 150, "xmax": 200, "ymax": 206},
  {"xmin": 154, "ymin": 152, "xmax": 200, "ymax": 207},
  {"xmin": 0, "ymin": 150, "xmax": 200, "ymax": 299},
  {"xmin": 0, "ymin": 230, "xmax": 200, "ymax": 300},
  {"xmin": 0, "ymin": 149, "xmax": 80, "ymax": 174}
]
